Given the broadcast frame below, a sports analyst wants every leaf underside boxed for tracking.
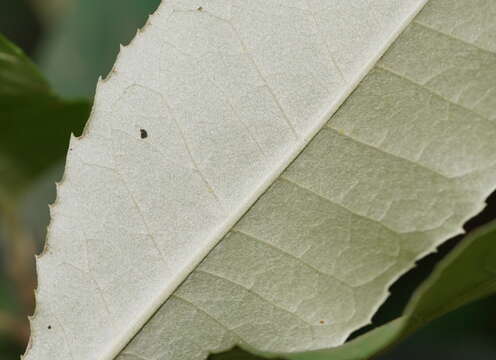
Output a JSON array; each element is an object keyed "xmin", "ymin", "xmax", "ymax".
[
  {"xmin": 25, "ymin": 0, "xmax": 496, "ymax": 360},
  {"xmin": 288, "ymin": 219, "xmax": 496, "ymax": 360}
]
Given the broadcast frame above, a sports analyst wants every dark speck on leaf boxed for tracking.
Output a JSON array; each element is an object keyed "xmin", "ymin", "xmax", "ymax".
[
  {"xmin": 140, "ymin": 129, "xmax": 148, "ymax": 139},
  {"xmin": 319, "ymin": 320, "xmax": 325, "ymax": 324},
  {"xmin": 197, "ymin": 6, "xmax": 203, "ymax": 11},
  {"xmin": 48, "ymin": 325, "xmax": 52, "ymax": 330}
]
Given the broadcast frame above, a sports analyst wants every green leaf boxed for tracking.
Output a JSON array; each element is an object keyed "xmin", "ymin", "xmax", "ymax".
[
  {"xmin": 25, "ymin": 0, "xmax": 496, "ymax": 359},
  {"xmin": 0, "ymin": 34, "xmax": 90, "ymax": 195},
  {"xmin": 37, "ymin": 0, "xmax": 161, "ymax": 98},
  {"xmin": 288, "ymin": 221, "xmax": 496, "ymax": 360},
  {"xmin": 212, "ymin": 221, "xmax": 496, "ymax": 360},
  {"xmin": 401, "ymin": 224, "xmax": 496, "ymax": 333}
]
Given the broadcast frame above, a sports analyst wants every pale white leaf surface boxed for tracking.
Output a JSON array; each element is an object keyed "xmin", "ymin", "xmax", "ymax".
[{"xmin": 25, "ymin": 0, "xmax": 496, "ymax": 359}]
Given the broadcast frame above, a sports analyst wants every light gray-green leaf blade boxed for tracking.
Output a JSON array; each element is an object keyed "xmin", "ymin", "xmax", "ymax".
[
  {"xmin": 37, "ymin": 0, "xmax": 162, "ymax": 98},
  {"xmin": 288, "ymin": 220, "xmax": 496, "ymax": 360},
  {"xmin": 119, "ymin": 1, "xmax": 496, "ymax": 359},
  {"xmin": 0, "ymin": 34, "xmax": 90, "ymax": 195},
  {"xmin": 25, "ymin": 1, "xmax": 496, "ymax": 360}
]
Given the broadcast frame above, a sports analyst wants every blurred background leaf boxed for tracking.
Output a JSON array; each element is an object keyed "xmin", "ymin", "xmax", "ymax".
[
  {"xmin": 0, "ymin": 0, "xmax": 41, "ymax": 57},
  {"xmin": 37, "ymin": 0, "xmax": 161, "ymax": 98},
  {"xmin": 0, "ymin": 33, "xmax": 90, "ymax": 196},
  {"xmin": 0, "ymin": 1, "xmax": 494, "ymax": 359},
  {"xmin": 0, "ymin": 33, "xmax": 48, "ymax": 95}
]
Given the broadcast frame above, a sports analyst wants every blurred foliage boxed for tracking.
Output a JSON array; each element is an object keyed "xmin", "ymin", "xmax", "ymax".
[
  {"xmin": 0, "ymin": 33, "xmax": 90, "ymax": 195},
  {"xmin": 382, "ymin": 295, "xmax": 496, "ymax": 359},
  {"xmin": 38, "ymin": 0, "xmax": 161, "ymax": 98},
  {"xmin": 0, "ymin": 0, "xmax": 41, "ymax": 56},
  {"xmin": 31, "ymin": 0, "xmax": 75, "ymax": 26},
  {"xmin": 0, "ymin": 33, "xmax": 48, "ymax": 95}
]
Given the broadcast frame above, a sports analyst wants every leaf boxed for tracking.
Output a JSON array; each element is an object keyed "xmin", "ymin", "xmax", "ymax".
[
  {"xmin": 24, "ymin": 1, "xmax": 496, "ymax": 359},
  {"xmin": 286, "ymin": 220, "xmax": 496, "ymax": 360},
  {"xmin": 399, "ymin": 223, "xmax": 496, "ymax": 335},
  {"xmin": 37, "ymin": 0, "xmax": 162, "ymax": 97},
  {"xmin": 0, "ymin": 34, "xmax": 89, "ymax": 358},
  {"xmin": 0, "ymin": 34, "xmax": 90, "ymax": 195},
  {"xmin": 0, "ymin": 33, "xmax": 49, "ymax": 96}
]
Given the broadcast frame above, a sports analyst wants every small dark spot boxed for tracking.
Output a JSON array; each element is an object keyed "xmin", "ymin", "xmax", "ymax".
[
  {"xmin": 319, "ymin": 320, "xmax": 325, "ymax": 324},
  {"xmin": 48, "ymin": 325, "xmax": 52, "ymax": 330},
  {"xmin": 197, "ymin": 6, "xmax": 203, "ymax": 11},
  {"xmin": 140, "ymin": 128, "xmax": 148, "ymax": 139}
]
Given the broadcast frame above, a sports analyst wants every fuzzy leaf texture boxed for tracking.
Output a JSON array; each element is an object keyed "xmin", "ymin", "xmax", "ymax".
[
  {"xmin": 286, "ymin": 220, "xmax": 496, "ymax": 360},
  {"xmin": 25, "ymin": 0, "xmax": 496, "ymax": 359},
  {"xmin": 209, "ymin": 218, "xmax": 496, "ymax": 360},
  {"xmin": 1, "ymin": 94, "xmax": 89, "ymax": 194},
  {"xmin": 0, "ymin": 34, "xmax": 90, "ymax": 194}
]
